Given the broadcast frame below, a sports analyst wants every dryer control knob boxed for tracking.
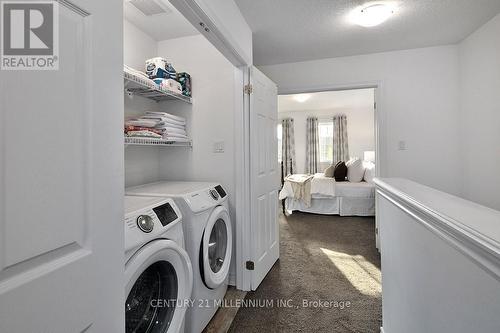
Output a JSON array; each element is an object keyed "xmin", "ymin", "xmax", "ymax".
[
  {"xmin": 137, "ymin": 215, "xmax": 154, "ymax": 233},
  {"xmin": 210, "ymin": 189, "xmax": 219, "ymax": 200}
]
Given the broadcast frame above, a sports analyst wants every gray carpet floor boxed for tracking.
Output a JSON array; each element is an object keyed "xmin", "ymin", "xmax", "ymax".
[{"xmin": 228, "ymin": 212, "xmax": 382, "ymax": 333}]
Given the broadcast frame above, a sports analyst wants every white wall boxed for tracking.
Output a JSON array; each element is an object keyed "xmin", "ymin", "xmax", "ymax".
[
  {"xmin": 260, "ymin": 46, "xmax": 462, "ymax": 195},
  {"xmin": 124, "ymin": 20, "xmax": 157, "ymax": 71},
  {"xmin": 155, "ymin": 35, "xmax": 236, "ymax": 215},
  {"xmin": 459, "ymin": 13, "xmax": 500, "ymax": 211},
  {"xmin": 279, "ymin": 98, "xmax": 375, "ymax": 173},
  {"xmin": 156, "ymin": 35, "xmax": 239, "ymax": 279}
]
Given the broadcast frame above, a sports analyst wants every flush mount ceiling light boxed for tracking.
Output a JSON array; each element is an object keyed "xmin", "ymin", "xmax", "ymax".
[
  {"xmin": 351, "ymin": 4, "xmax": 394, "ymax": 27},
  {"xmin": 293, "ymin": 94, "xmax": 311, "ymax": 103}
]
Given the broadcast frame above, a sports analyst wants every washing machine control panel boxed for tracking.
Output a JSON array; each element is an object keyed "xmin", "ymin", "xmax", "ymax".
[
  {"xmin": 124, "ymin": 197, "xmax": 183, "ymax": 253},
  {"xmin": 184, "ymin": 185, "xmax": 228, "ymax": 214}
]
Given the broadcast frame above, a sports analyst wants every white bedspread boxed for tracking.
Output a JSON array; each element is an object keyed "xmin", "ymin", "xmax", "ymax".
[
  {"xmin": 310, "ymin": 173, "xmax": 336, "ymax": 197},
  {"xmin": 279, "ymin": 173, "xmax": 336, "ymax": 202}
]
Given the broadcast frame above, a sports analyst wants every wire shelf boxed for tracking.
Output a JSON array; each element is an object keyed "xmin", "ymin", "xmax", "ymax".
[
  {"xmin": 124, "ymin": 70, "xmax": 192, "ymax": 104},
  {"xmin": 125, "ymin": 137, "xmax": 192, "ymax": 147}
]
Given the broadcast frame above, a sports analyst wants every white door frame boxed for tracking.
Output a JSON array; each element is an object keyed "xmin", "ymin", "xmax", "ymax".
[{"xmin": 234, "ymin": 67, "xmax": 252, "ymax": 289}]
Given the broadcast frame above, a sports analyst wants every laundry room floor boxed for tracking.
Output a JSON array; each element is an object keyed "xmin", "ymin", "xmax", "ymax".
[{"xmin": 227, "ymin": 212, "xmax": 382, "ymax": 333}]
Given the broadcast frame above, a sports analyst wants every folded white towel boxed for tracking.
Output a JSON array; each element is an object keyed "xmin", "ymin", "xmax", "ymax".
[
  {"xmin": 143, "ymin": 116, "xmax": 186, "ymax": 127},
  {"xmin": 156, "ymin": 119, "xmax": 186, "ymax": 127},
  {"xmin": 125, "ymin": 119, "xmax": 158, "ymax": 128},
  {"xmin": 160, "ymin": 122, "xmax": 185, "ymax": 130},
  {"xmin": 162, "ymin": 127, "xmax": 187, "ymax": 135},
  {"xmin": 145, "ymin": 111, "xmax": 185, "ymax": 123}
]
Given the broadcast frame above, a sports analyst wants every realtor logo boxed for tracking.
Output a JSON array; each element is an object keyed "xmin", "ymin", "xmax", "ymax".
[{"xmin": 1, "ymin": 1, "xmax": 58, "ymax": 70}]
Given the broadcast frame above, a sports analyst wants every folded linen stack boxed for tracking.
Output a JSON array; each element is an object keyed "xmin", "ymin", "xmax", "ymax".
[
  {"xmin": 143, "ymin": 112, "xmax": 188, "ymax": 142},
  {"xmin": 124, "ymin": 111, "xmax": 189, "ymax": 142}
]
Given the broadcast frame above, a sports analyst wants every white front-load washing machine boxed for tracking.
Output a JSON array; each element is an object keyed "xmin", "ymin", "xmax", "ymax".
[
  {"xmin": 126, "ymin": 182, "xmax": 232, "ymax": 333},
  {"xmin": 124, "ymin": 195, "xmax": 193, "ymax": 333}
]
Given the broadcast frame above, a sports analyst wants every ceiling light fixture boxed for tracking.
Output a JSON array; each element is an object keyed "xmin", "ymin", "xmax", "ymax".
[
  {"xmin": 293, "ymin": 94, "xmax": 311, "ymax": 103},
  {"xmin": 351, "ymin": 3, "xmax": 394, "ymax": 27}
]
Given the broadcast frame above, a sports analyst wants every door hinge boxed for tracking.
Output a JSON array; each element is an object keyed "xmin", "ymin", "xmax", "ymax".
[
  {"xmin": 246, "ymin": 261, "xmax": 254, "ymax": 270},
  {"xmin": 375, "ymin": 227, "xmax": 378, "ymax": 235},
  {"xmin": 244, "ymin": 84, "xmax": 253, "ymax": 95},
  {"xmin": 374, "ymin": 102, "xmax": 377, "ymax": 109}
]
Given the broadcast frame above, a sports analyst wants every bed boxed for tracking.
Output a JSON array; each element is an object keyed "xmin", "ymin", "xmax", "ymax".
[{"xmin": 280, "ymin": 173, "xmax": 375, "ymax": 216}]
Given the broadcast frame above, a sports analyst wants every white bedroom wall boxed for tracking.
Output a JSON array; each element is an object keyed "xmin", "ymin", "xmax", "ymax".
[
  {"xmin": 260, "ymin": 46, "xmax": 462, "ymax": 195},
  {"xmin": 458, "ymin": 13, "xmax": 500, "ymax": 211},
  {"xmin": 279, "ymin": 96, "xmax": 375, "ymax": 174},
  {"xmin": 124, "ymin": 20, "xmax": 163, "ymax": 187}
]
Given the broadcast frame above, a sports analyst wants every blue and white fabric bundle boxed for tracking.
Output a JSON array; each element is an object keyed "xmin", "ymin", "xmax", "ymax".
[
  {"xmin": 146, "ymin": 57, "xmax": 177, "ymax": 80},
  {"xmin": 145, "ymin": 57, "xmax": 183, "ymax": 94}
]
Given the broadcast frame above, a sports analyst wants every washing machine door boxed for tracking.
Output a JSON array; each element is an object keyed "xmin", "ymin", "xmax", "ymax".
[
  {"xmin": 201, "ymin": 206, "xmax": 232, "ymax": 289},
  {"xmin": 125, "ymin": 239, "xmax": 193, "ymax": 333}
]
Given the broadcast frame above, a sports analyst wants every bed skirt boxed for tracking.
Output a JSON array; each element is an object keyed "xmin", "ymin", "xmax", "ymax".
[{"xmin": 285, "ymin": 196, "xmax": 375, "ymax": 216}]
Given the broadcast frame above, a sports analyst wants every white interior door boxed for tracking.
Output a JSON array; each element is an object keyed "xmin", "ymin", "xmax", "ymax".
[
  {"xmin": 249, "ymin": 66, "xmax": 279, "ymax": 290},
  {"xmin": 0, "ymin": 1, "xmax": 124, "ymax": 332}
]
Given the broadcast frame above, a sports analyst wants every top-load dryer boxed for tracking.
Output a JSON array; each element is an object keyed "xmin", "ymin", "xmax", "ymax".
[{"xmin": 126, "ymin": 182, "xmax": 232, "ymax": 333}]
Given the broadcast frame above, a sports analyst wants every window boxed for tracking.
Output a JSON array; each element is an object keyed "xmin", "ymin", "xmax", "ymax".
[
  {"xmin": 277, "ymin": 123, "xmax": 282, "ymax": 162},
  {"xmin": 318, "ymin": 122, "xmax": 333, "ymax": 163}
]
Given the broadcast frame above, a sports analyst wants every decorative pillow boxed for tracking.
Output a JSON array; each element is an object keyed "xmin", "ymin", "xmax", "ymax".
[
  {"xmin": 333, "ymin": 161, "xmax": 347, "ymax": 181},
  {"xmin": 324, "ymin": 164, "xmax": 335, "ymax": 178},
  {"xmin": 346, "ymin": 158, "xmax": 365, "ymax": 182},
  {"xmin": 363, "ymin": 161, "xmax": 375, "ymax": 184}
]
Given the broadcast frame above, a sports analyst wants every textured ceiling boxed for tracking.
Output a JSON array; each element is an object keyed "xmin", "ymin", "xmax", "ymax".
[
  {"xmin": 235, "ymin": 0, "xmax": 500, "ymax": 65},
  {"xmin": 279, "ymin": 89, "xmax": 374, "ymax": 112}
]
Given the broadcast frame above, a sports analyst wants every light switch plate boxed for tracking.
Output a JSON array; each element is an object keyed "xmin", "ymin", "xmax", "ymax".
[
  {"xmin": 214, "ymin": 141, "xmax": 225, "ymax": 153},
  {"xmin": 398, "ymin": 140, "xmax": 407, "ymax": 151}
]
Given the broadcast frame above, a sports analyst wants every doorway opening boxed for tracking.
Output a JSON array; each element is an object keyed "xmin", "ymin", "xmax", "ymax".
[{"xmin": 229, "ymin": 87, "xmax": 383, "ymax": 332}]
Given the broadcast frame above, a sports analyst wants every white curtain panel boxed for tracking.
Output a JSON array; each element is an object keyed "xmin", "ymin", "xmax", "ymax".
[
  {"xmin": 282, "ymin": 118, "xmax": 296, "ymax": 176},
  {"xmin": 333, "ymin": 114, "xmax": 349, "ymax": 164},
  {"xmin": 305, "ymin": 117, "xmax": 320, "ymax": 174}
]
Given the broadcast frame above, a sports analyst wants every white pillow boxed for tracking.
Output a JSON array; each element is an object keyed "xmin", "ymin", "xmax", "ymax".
[
  {"xmin": 346, "ymin": 158, "xmax": 365, "ymax": 182},
  {"xmin": 363, "ymin": 161, "xmax": 375, "ymax": 184}
]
